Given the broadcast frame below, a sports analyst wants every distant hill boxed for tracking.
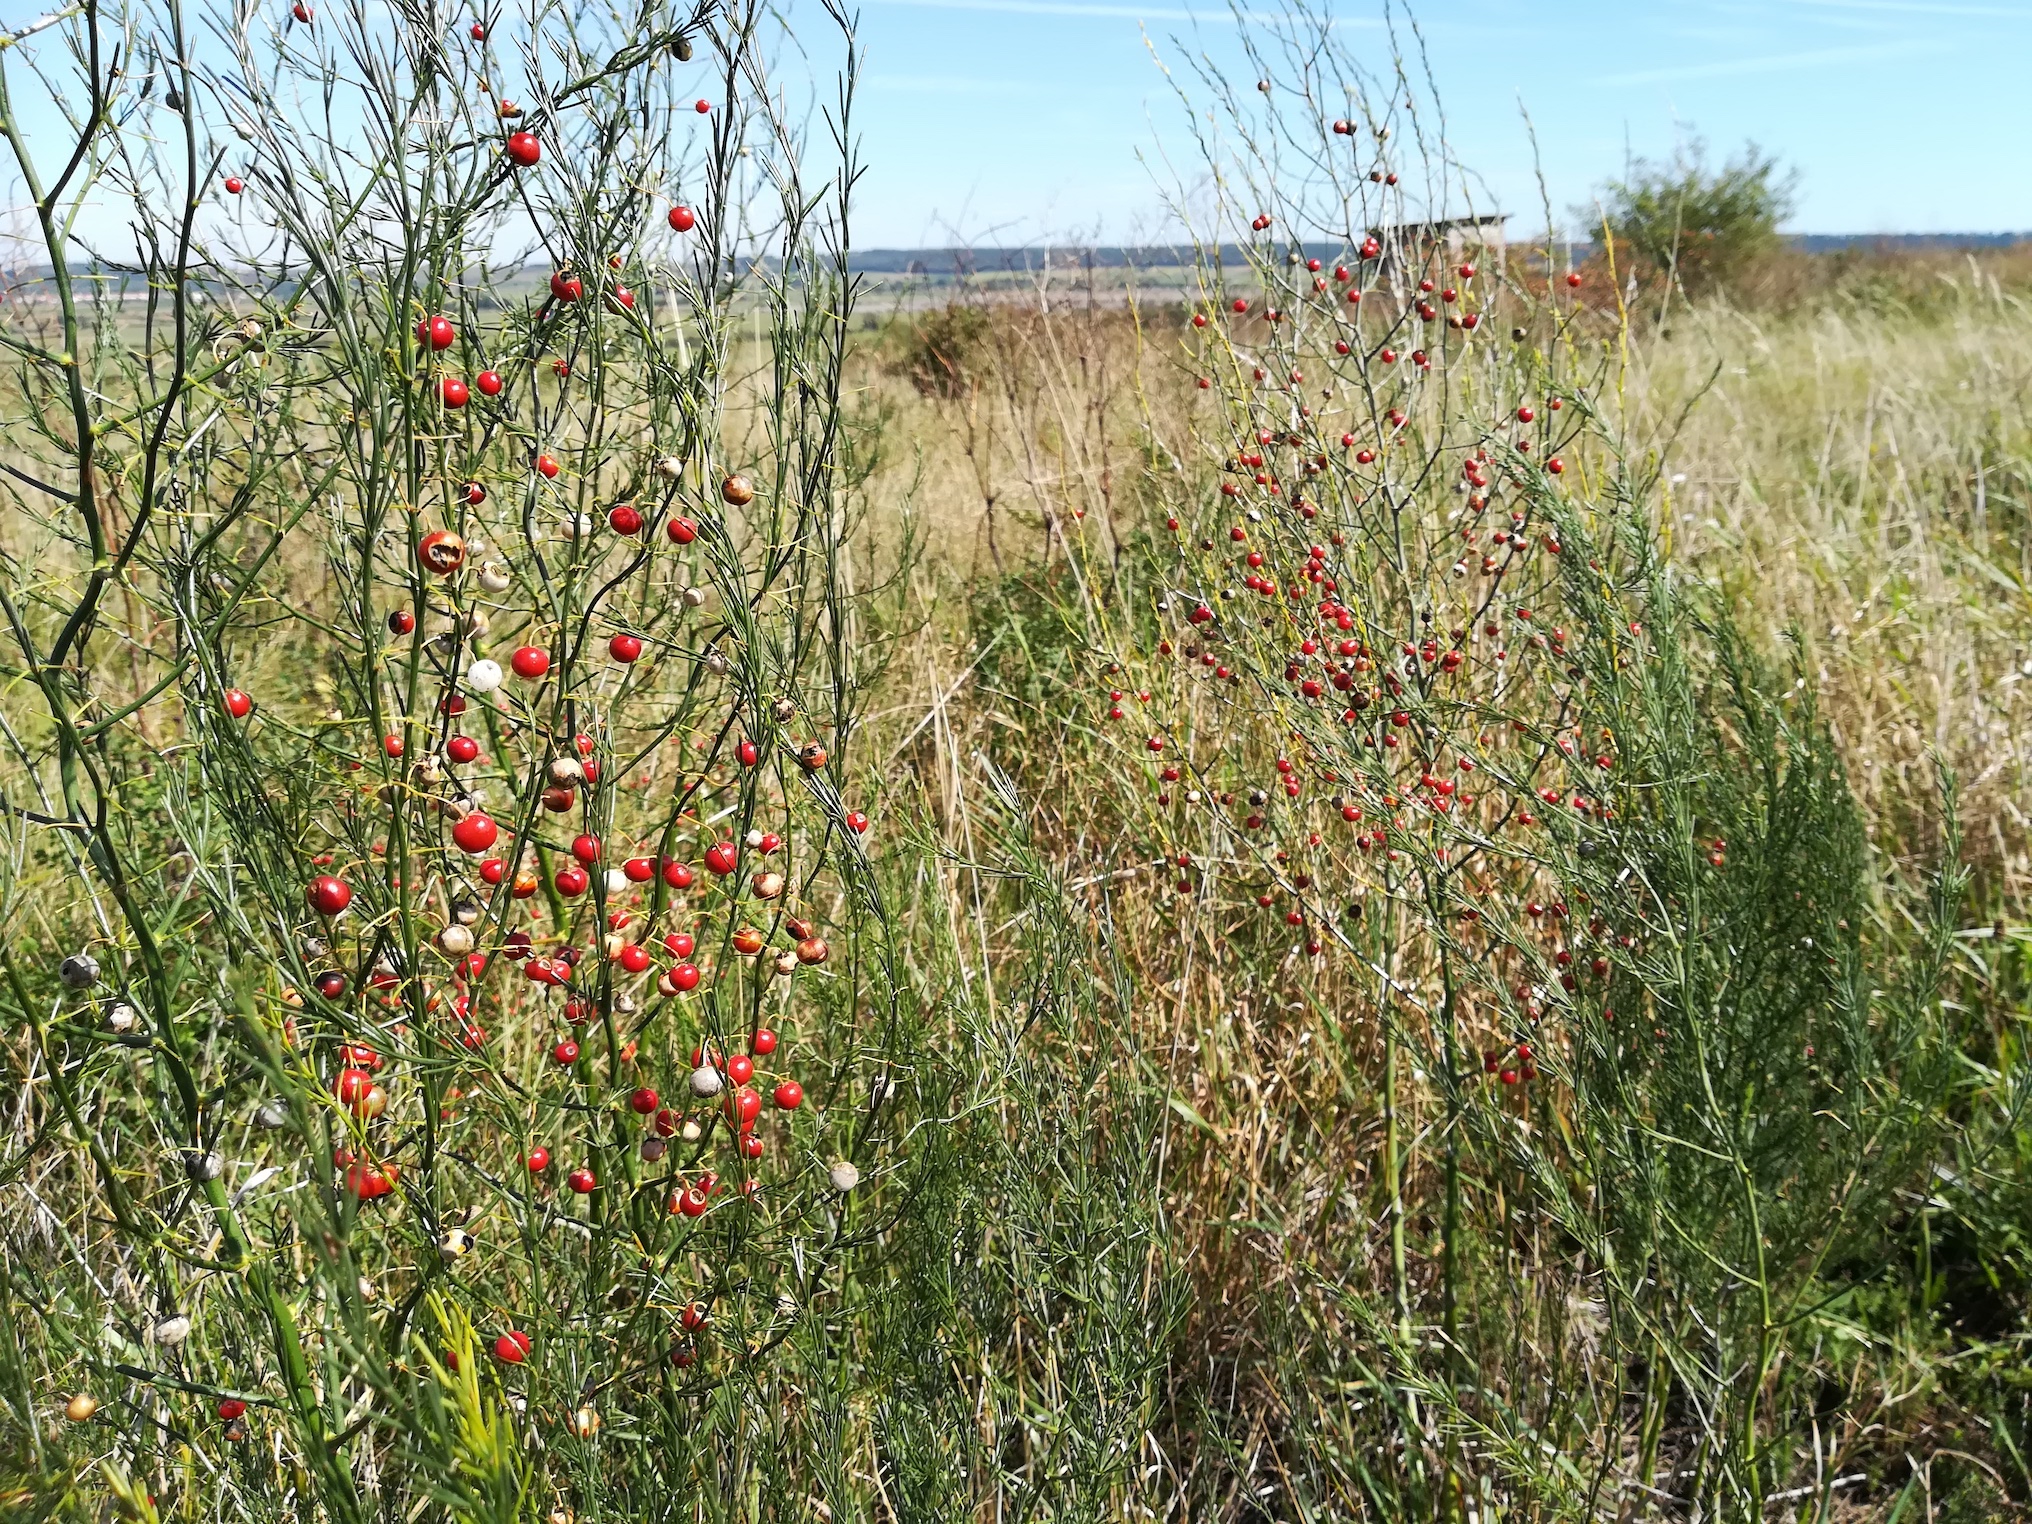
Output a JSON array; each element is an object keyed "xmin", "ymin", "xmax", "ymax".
[{"xmin": 846, "ymin": 232, "xmax": 2032, "ymax": 276}]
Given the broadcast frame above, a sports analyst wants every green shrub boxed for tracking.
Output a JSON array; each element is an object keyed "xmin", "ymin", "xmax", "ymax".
[{"xmin": 1592, "ymin": 139, "xmax": 1798, "ymax": 295}]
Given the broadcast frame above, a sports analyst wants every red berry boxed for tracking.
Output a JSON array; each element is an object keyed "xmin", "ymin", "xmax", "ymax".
[
  {"xmin": 703, "ymin": 841, "xmax": 737, "ymax": 876},
  {"xmin": 452, "ymin": 813, "xmax": 497, "ymax": 854},
  {"xmin": 333, "ymin": 1067, "xmax": 373, "ymax": 1104},
  {"xmin": 534, "ymin": 453, "xmax": 561, "ymax": 479},
  {"xmin": 510, "ymin": 645, "xmax": 550, "ymax": 679},
  {"xmin": 567, "ymin": 1167, "xmax": 596, "ymax": 1194},
  {"xmin": 623, "ymin": 856, "xmax": 655, "ymax": 883},
  {"xmin": 493, "ymin": 1331, "xmax": 529, "ymax": 1363},
  {"xmin": 440, "ymin": 376, "xmax": 470, "ymax": 408},
  {"xmin": 609, "ymin": 633, "xmax": 643, "ymax": 663},
  {"xmin": 845, "ymin": 811, "xmax": 869, "ymax": 834},
  {"xmin": 447, "ymin": 734, "xmax": 479, "ymax": 764},
  {"xmin": 662, "ymin": 859, "xmax": 694, "ymax": 889},
  {"xmin": 773, "ymin": 1080, "xmax": 803, "ymax": 1110},
  {"xmin": 668, "ymin": 205, "xmax": 696, "ymax": 232},
  {"xmin": 630, "ymin": 1086, "xmax": 659, "ymax": 1114},
  {"xmin": 307, "ymin": 876, "xmax": 353, "ymax": 916},
  {"xmin": 417, "ymin": 315, "xmax": 456, "ymax": 350},
  {"xmin": 552, "ymin": 1040, "xmax": 580, "ymax": 1065},
  {"xmin": 526, "ymin": 1147, "xmax": 550, "ymax": 1172},
  {"xmin": 609, "ymin": 503, "xmax": 643, "ymax": 535},
  {"xmin": 475, "ymin": 369, "xmax": 503, "ymax": 397},
  {"xmin": 224, "ymin": 176, "xmax": 244, "ymax": 195},
  {"xmin": 506, "ymin": 131, "xmax": 540, "ymax": 166},
  {"xmin": 549, "ymin": 270, "xmax": 583, "ymax": 302},
  {"xmin": 726, "ymin": 1053, "xmax": 754, "ymax": 1085},
  {"xmin": 752, "ymin": 1027, "xmax": 778, "ymax": 1056},
  {"xmin": 693, "ymin": 99, "xmax": 710, "ymax": 113},
  {"xmin": 217, "ymin": 1399, "xmax": 246, "ymax": 1421},
  {"xmin": 223, "ymin": 688, "xmax": 254, "ymax": 719},
  {"xmin": 666, "ymin": 515, "xmax": 697, "ymax": 544},
  {"xmin": 554, "ymin": 865, "xmax": 589, "ymax": 896},
  {"xmin": 571, "ymin": 834, "xmax": 601, "ymax": 865}
]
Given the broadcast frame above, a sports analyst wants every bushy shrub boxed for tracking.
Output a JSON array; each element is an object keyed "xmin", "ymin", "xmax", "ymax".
[{"xmin": 1592, "ymin": 138, "xmax": 1798, "ymax": 295}]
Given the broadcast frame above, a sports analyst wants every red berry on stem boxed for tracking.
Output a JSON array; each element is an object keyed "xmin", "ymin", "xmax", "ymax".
[
  {"xmin": 307, "ymin": 876, "xmax": 353, "ymax": 916},
  {"xmin": 506, "ymin": 131, "xmax": 540, "ymax": 166}
]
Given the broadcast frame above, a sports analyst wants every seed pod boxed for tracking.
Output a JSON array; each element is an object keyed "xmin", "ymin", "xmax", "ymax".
[
  {"xmin": 682, "ymin": 585, "xmax": 708, "ymax": 609},
  {"xmin": 65, "ymin": 1393, "xmax": 100, "ymax": 1422},
  {"xmin": 655, "ymin": 454, "xmax": 684, "ymax": 479},
  {"xmin": 673, "ymin": 33, "xmax": 693, "ymax": 59},
  {"xmin": 797, "ymin": 743, "xmax": 826, "ymax": 771},
  {"xmin": 640, "ymin": 1136, "xmax": 668, "ymax": 1163},
  {"xmin": 184, "ymin": 1149, "xmax": 223, "ymax": 1182},
  {"xmin": 548, "ymin": 756, "xmax": 586, "ymax": 785},
  {"xmin": 438, "ymin": 1227, "xmax": 473, "ymax": 1259},
  {"xmin": 827, "ymin": 1160, "xmax": 861, "ymax": 1193},
  {"xmin": 437, "ymin": 925, "xmax": 475, "ymax": 956},
  {"xmin": 105, "ymin": 1003, "xmax": 139, "ymax": 1033},
  {"xmin": 752, "ymin": 871, "xmax": 785, "ymax": 900},
  {"xmin": 452, "ymin": 898, "xmax": 483, "ymax": 926},
  {"xmin": 702, "ymin": 648, "xmax": 729, "ymax": 676},
  {"xmin": 476, "ymin": 561, "xmax": 511, "ymax": 593},
  {"xmin": 255, "ymin": 1099, "xmax": 290, "ymax": 1128},
  {"xmin": 721, "ymin": 473, "xmax": 755, "ymax": 506},
  {"xmin": 59, "ymin": 953, "xmax": 100, "ymax": 990},
  {"xmin": 689, "ymin": 1065, "xmax": 724, "ymax": 1098},
  {"xmin": 772, "ymin": 950, "xmax": 798, "ymax": 977},
  {"xmin": 680, "ymin": 1118, "xmax": 705, "ymax": 1142},
  {"xmin": 771, "ymin": 696, "xmax": 797, "ymax": 723},
  {"xmin": 153, "ymin": 1314, "xmax": 192, "ymax": 1346},
  {"xmin": 795, "ymin": 936, "xmax": 828, "ymax": 965},
  {"xmin": 570, "ymin": 1405, "xmax": 601, "ymax": 1438},
  {"xmin": 223, "ymin": 1418, "xmax": 249, "ymax": 1443},
  {"xmin": 466, "ymin": 658, "xmax": 503, "ymax": 693}
]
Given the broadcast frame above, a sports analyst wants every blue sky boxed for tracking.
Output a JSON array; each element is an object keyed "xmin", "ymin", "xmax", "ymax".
[{"xmin": 835, "ymin": 0, "xmax": 2031, "ymax": 246}]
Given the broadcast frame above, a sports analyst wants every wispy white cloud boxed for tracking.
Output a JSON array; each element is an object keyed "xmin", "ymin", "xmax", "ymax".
[
  {"xmin": 1595, "ymin": 38, "xmax": 1949, "ymax": 86},
  {"xmin": 1779, "ymin": 0, "xmax": 2031, "ymax": 17},
  {"xmin": 862, "ymin": 0, "xmax": 1379, "ymax": 24}
]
